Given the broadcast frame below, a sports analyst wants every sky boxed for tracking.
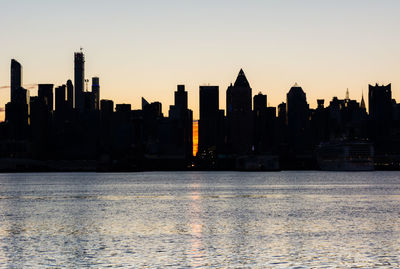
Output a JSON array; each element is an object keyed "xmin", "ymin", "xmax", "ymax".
[{"xmin": 0, "ymin": 0, "xmax": 399, "ymax": 120}]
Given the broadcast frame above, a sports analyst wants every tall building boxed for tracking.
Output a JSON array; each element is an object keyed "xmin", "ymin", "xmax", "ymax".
[
  {"xmin": 38, "ymin": 84, "xmax": 54, "ymax": 112},
  {"xmin": 199, "ymin": 86, "xmax": 220, "ymax": 154},
  {"xmin": 286, "ymin": 83, "xmax": 310, "ymax": 153},
  {"xmin": 368, "ymin": 83, "xmax": 393, "ymax": 150},
  {"xmin": 226, "ymin": 69, "xmax": 253, "ymax": 155},
  {"xmin": 254, "ymin": 92, "xmax": 267, "ymax": 112},
  {"xmin": 253, "ymin": 92, "xmax": 267, "ymax": 153},
  {"xmin": 74, "ymin": 51, "xmax": 85, "ymax": 112},
  {"xmin": 368, "ymin": 83, "xmax": 392, "ymax": 123},
  {"xmin": 92, "ymin": 77, "xmax": 100, "ymax": 110},
  {"xmin": 10, "ymin": 59, "xmax": 22, "ymax": 103},
  {"xmin": 55, "ymin": 85, "xmax": 66, "ymax": 114},
  {"xmin": 66, "ymin": 80, "xmax": 74, "ymax": 110},
  {"xmin": 6, "ymin": 59, "xmax": 29, "ymax": 139},
  {"xmin": 169, "ymin": 85, "xmax": 193, "ymax": 159}
]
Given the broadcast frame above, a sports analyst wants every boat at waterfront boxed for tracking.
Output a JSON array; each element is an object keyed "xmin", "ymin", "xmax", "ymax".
[{"xmin": 316, "ymin": 141, "xmax": 374, "ymax": 171}]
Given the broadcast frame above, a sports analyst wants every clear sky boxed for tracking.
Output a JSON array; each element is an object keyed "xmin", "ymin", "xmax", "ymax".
[{"xmin": 0, "ymin": 0, "xmax": 399, "ymax": 119}]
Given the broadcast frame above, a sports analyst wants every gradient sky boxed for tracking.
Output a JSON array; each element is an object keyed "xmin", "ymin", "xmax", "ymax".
[{"xmin": 1, "ymin": 0, "xmax": 399, "ymax": 119}]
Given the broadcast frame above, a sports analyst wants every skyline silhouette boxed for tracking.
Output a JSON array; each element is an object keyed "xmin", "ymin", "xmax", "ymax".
[{"xmin": 1, "ymin": 51, "xmax": 399, "ymax": 171}]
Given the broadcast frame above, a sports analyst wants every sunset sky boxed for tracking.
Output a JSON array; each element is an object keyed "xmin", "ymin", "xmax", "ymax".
[{"xmin": 1, "ymin": 0, "xmax": 399, "ymax": 120}]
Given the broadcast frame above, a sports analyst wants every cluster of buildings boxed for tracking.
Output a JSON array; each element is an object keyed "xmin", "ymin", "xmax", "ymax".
[{"xmin": 1, "ymin": 51, "xmax": 400, "ymax": 171}]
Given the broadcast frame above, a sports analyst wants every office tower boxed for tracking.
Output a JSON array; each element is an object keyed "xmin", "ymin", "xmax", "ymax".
[
  {"xmin": 30, "ymin": 95, "xmax": 51, "ymax": 158},
  {"xmin": 92, "ymin": 77, "xmax": 100, "ymax": 110},
  {"xmin": 368, "ymin": 83, "xmax": 392, "ymax": 123},
  {"xmin": 66, "ymin": 80, "xmax": 74, "ymax": 110},
  {"xmin": 175, "ymin": 85, "xmax": 188, "ymax": 110},
  {"xmin": 101, "ymin": 99, "xmax": 114, "ymax": 114},
  {"xmin": 254, "ymin": 92, "xmax": 267, "ymax": 112},
  {"xmin": 11, "ymin": 59, "xmax": 22, "ymax": 103},
  {"xmin": 74, "ymin": 51, "xmax": 85, "ymax": 112},
  {"xmin": 55, "ymin": 85, "xmax": 66, "ymax": 113},
  {"xmin": 286, "ymin": 83, "xmax": 310, "ymax": 153},
  {"xmin": 226, "ymin": 69, "xmax": 253, "ymax": 155},
  {"xmin": 38, "ymin": 84, "xmax": 54, "ymax": 112},
  {"xmin": 6, "ymin": 59, "xmax": 30, "ymax": 139},
  {"xmin": 169, "ymin": 85, "xmax": 193, "ymax": 159},
  {"xmin": 368, "ymin": 83, "xmax": 393, "ymax": 150},
  {"xmin": 199, "ymin": 86, "xmax": 220, "ymax": 154},
  {"xmin": 253, "ymin": 92, "xmax": 267, "ymax": 153}
]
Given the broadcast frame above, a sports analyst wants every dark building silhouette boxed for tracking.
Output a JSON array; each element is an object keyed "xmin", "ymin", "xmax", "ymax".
[
  {"xmin": 226, "ymin": 69, "xmax": 253, "ymax": 155},
  {"xmin": 92, "ymin": 77, "xmax": 100, "ymax": 110},
  {"xmin": 368, "ymin": 83, "xmax": 395, "ymax": 154},
  {"xmin": 168, "ymin": 85, "xmax": 193, "ymax": 160},
  {"xmin": 199, "ymin": 86, "xmax": 222, "ymax": 155},
  {"xmin": 66, "ymin": 80, "xmax": 74, "ymax": 110},
  {"xmin": 369, "ymin": 83, "xmax": 392, "ymax": 131},
  {"xmin": 286, "ymin": 83, "xmax": 310, "ymax": 154},
  {"xmin": 38, "ymin": 84, "xmax": 54, "ymax": 112},
  {"xmin": 10, "ymin": 59, "xmax": 22, "ymax": 103},
  {"xmin": 253, "ymin": 92, "xmax": 267, "ymax": 153},
  {"xmin": 55, "ymin": 85, "xmax": 67, "ymax": 115},
  {"xmin": 74, "ymin": 51, "xmax": 85, "ymax": 111},
  {"xmin": 5, "ymin": 59, "xmax": 30, "ymax": 141},
  {"xmin": 101, "ymin": 99, "xmax": 114, "ymax": 115}
]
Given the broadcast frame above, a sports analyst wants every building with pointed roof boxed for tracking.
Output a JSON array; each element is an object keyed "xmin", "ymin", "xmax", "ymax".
[{"xmin": 226, "ymin": 69, "xmax": 253, "ymax": 155}]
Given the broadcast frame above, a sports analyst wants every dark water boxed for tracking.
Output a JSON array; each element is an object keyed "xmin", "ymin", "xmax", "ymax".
[{"xmin": 0, "ymin": 171, "xmax": 399, "ymax": 268}]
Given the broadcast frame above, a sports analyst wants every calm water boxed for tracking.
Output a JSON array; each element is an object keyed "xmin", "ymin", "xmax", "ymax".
[{"xmin": 0, "ymin": 171, "xmax": 399, "ymax": 268}]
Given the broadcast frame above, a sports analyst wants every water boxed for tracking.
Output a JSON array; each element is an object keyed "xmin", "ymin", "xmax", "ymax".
[{"xmin": 0, "ymin": 171, "xmax": 399, "ymax": 268}]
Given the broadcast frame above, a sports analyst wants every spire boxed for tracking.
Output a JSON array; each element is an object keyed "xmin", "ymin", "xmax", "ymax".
[
  {"xmin": 346, "ymin": 88, "xmax": 350, "ymax": 100},
  {"xmin": 360, "ymin": 91, "xmax": 366, "ymax": 109},
  {"xmin": 234, "ymin": 69, "xmax": 250, "ymax": 87}
]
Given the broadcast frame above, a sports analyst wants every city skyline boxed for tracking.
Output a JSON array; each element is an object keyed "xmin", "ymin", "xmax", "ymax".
[
  {"xmin": 1, "ymin": 1, "xmax": 400, "ymax": 120},
  {"xmin": 1, "ymin": 49, "xmax": 399, "ymax": 172}
]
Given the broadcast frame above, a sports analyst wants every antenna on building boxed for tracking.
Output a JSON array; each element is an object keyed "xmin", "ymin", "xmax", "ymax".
[{"xmin": 80, "ymin": 47, "xmax": 83, "ymax": 52}]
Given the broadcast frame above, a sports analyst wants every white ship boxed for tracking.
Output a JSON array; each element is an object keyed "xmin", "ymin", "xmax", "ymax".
[{"xmin": 316, "ymin": 141, "xmax": 374, "ymax": 171}]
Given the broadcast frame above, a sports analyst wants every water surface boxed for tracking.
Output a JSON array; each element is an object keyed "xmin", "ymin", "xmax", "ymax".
[{"xmin": 0, "ymin": 171, "xmax": 399, "ymax": 268}]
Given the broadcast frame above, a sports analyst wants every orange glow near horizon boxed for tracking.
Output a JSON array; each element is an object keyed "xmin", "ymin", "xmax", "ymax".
[{"xmin": 193, "ymin": 120, "xmax": 198, "ymax": 157}]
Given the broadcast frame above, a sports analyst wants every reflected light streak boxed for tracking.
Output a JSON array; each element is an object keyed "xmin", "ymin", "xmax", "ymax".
[{"xmin": 189, "ymin": 182, "xmax": 204, "ymax": 267}]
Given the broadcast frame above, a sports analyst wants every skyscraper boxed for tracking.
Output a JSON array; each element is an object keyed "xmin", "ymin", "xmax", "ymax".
[
  {"xmin": 6, "ymin": 59, "xmax": 29, "ymax": 139},
  {"xmin": 368, "ymin": 83, "xmax": 392, "ymax": 123},
  {"xmin": 10, "ymin": 59, "xmax": 22, "ymax": 103},
  {"xmin": 92, "ymin": 77, "xmax": 100, "ymax": 110},
  {"xmin": 199, "ymin": 86, "xmax": 220, "ymax": 154},
  {"xmin": 368, "ymin": 83, "xmax": 393, "ymax": 148},
  {"xmin": 286, "ymin": 83, "xmax": 310, "ymax": 153},
  {"xmin": 66, "ymin": 79, "xmax": 74, "ymax": 110},
  {"xmin": 74, "ymin": 51, "xmax": 85, "ymax": 112},
  {"xmin": 226, "ymin": 69, "xmax": 253, "ymax": 155},
  {"xmin": 55, "ymin": 85, "xmax": 66, "ymax": 114},
  {"xmin": 169, "ymin": 85, "xmax": 193, "ymax": 159},
  {"xmin": 253, "ymin": 92, "xmax": 268, "ymax": 153},
  {"xmin": 253, "ymin": 92, "xmax": 267, "ymax": 112}
]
